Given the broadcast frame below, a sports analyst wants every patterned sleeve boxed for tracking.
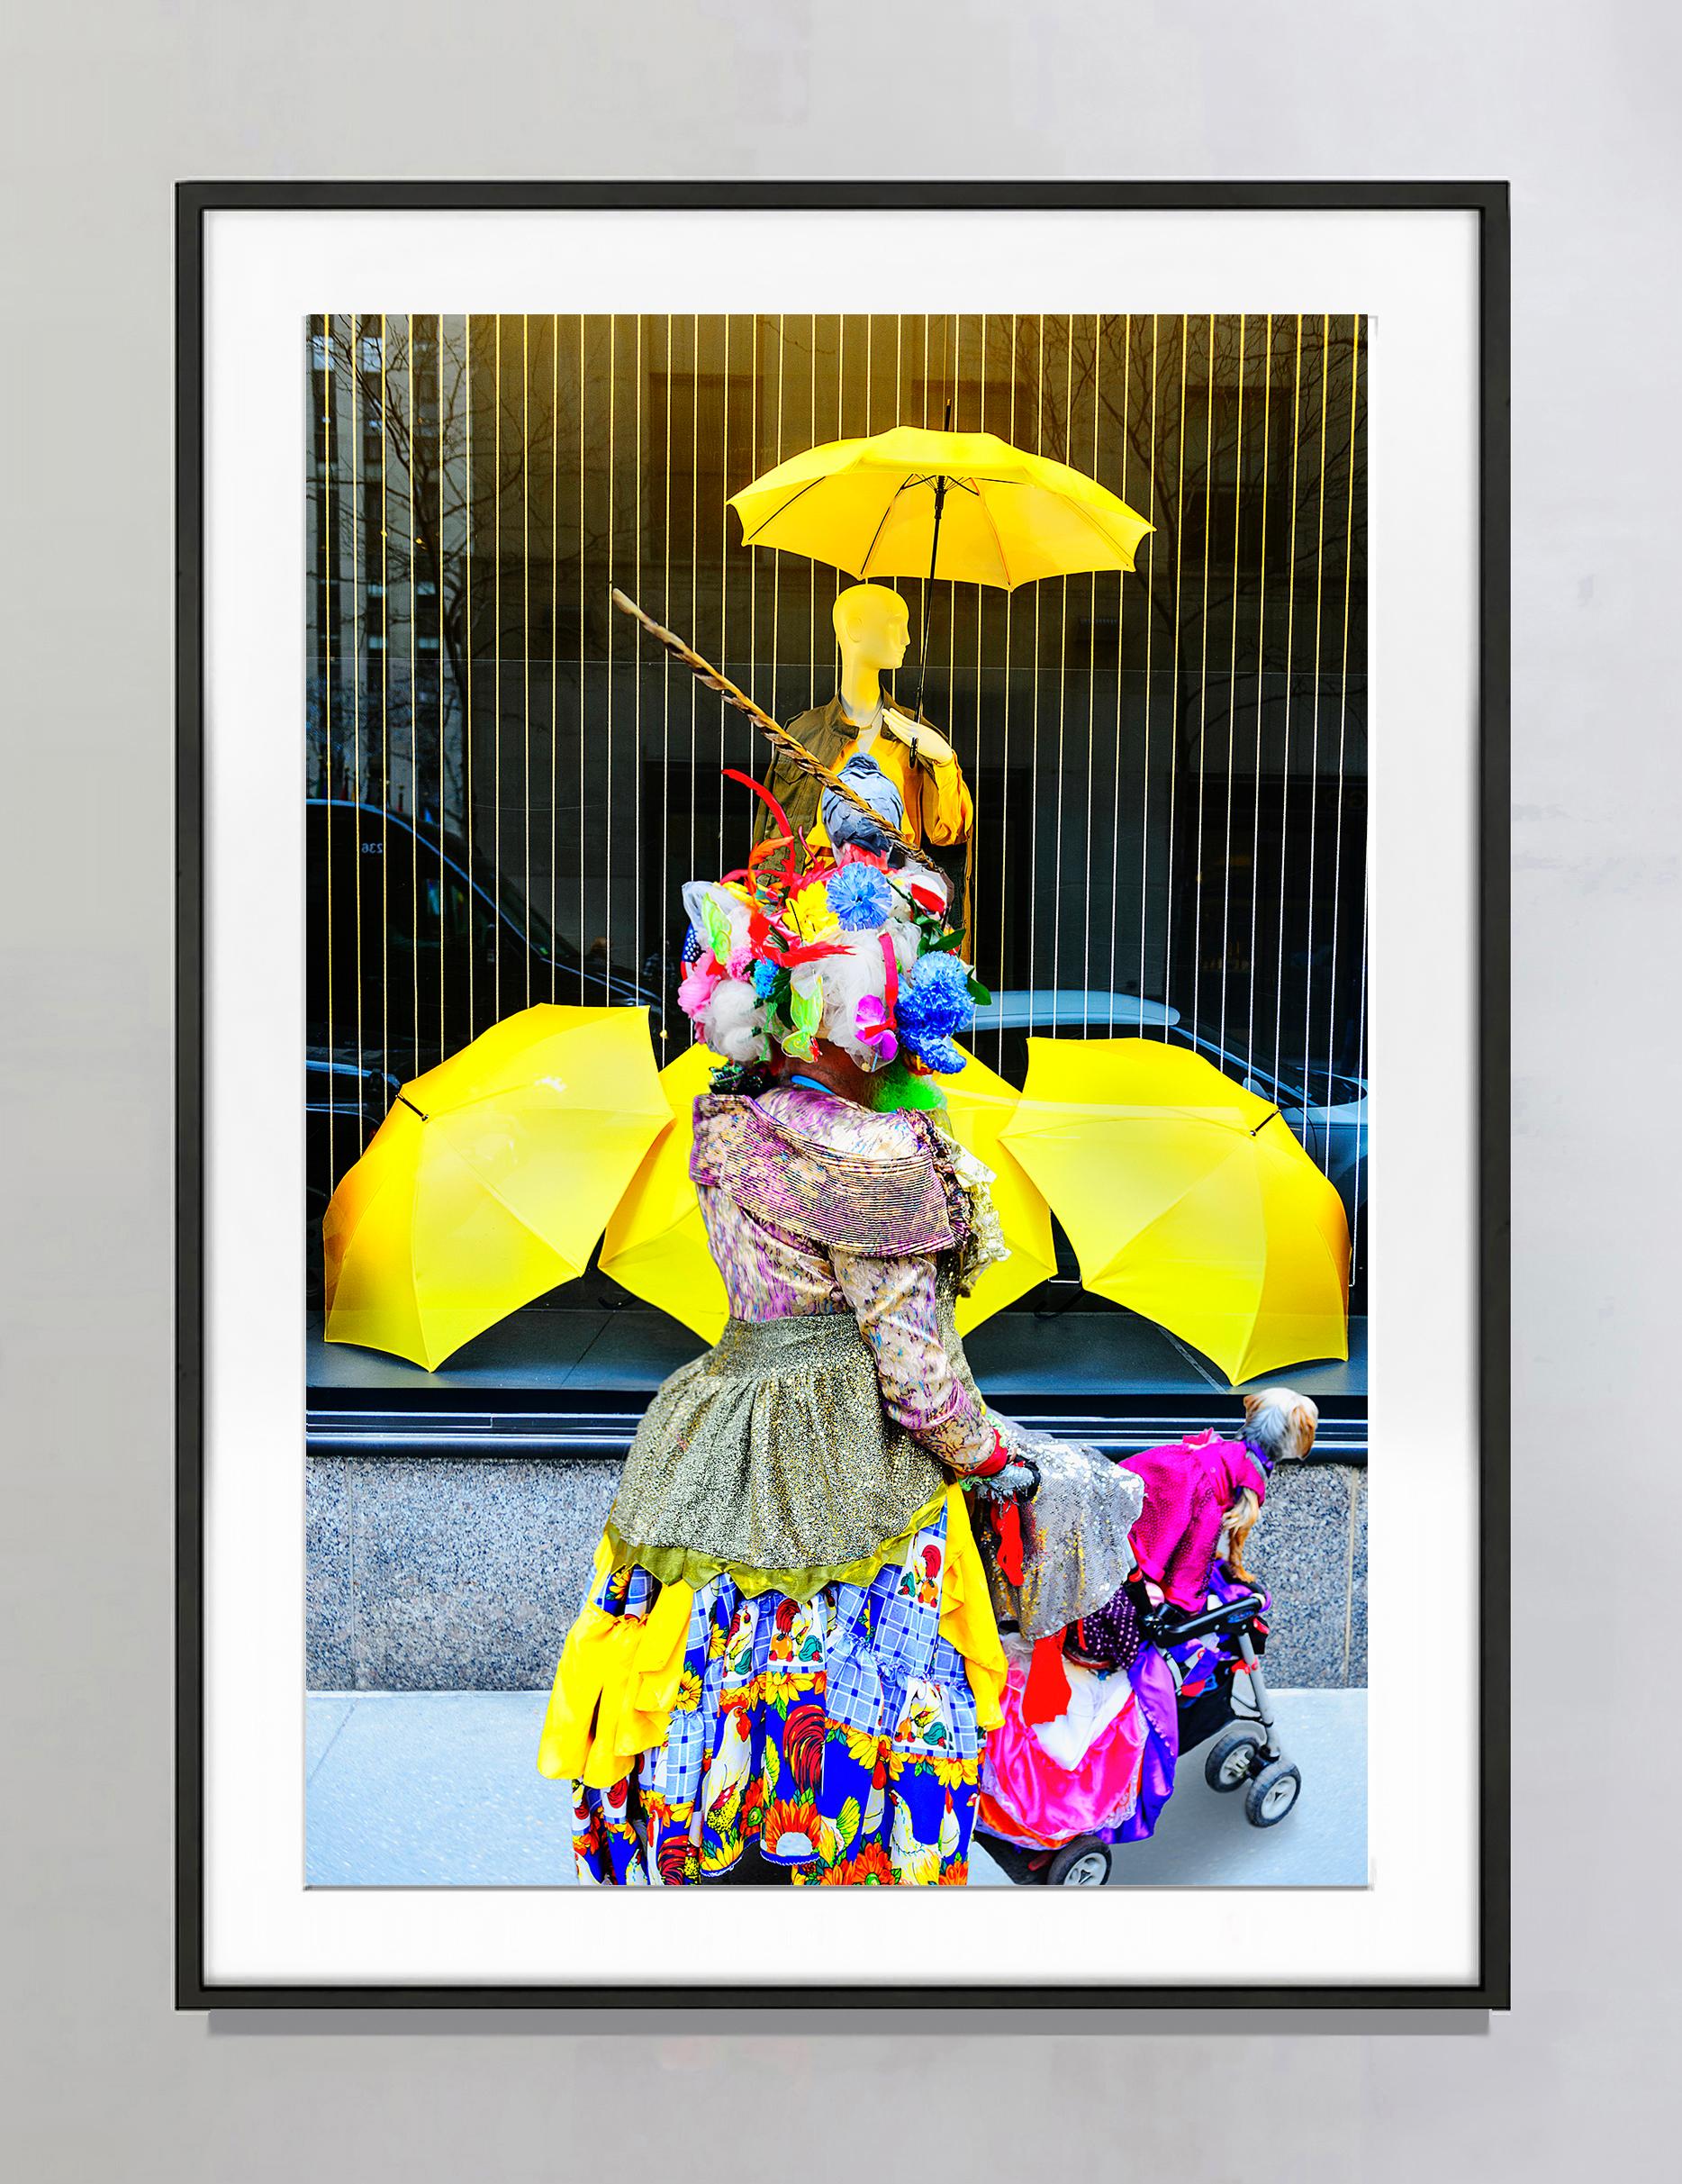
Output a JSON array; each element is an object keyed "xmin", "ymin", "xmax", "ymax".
[{"xmin": 829, "ymin": 1245, "xmax": 999, "ymax": 1470}]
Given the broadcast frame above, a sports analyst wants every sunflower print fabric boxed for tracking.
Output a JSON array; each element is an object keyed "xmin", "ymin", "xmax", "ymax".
[{"xmin": 569, "ymin": 1500, "xmax": 981, "ymax": 1886}]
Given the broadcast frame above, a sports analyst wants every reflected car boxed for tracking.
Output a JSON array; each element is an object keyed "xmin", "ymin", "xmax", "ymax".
[{"xmin": 306, "ymin": 798, "xmax": 655, "ymax": 1212}]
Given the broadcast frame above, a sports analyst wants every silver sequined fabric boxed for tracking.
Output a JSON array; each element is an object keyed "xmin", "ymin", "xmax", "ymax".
[{"xmin": 979, "ymin": 1427, "xmax": 1144, "ymax": 1639}]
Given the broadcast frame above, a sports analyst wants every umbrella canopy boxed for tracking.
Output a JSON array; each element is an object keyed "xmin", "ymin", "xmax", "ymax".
[
  {"xmin": 728, "ymin": 426, "xmax": 1153, "ymax": 592},
  {"xmin": 999, "ymin": 1038, "xmax": 1350, "ymax": 1386},
  {"xmin": 940, "ymin": 1047, "xmax": 1058, "ymax": 1336},
  {"xmin": 599, "ymin": 1039, "xmax": 727, "ymax": 1342},
  {"xmin": 322, "ymin": 1005, "xmax": 670, "ymax": 1371}
]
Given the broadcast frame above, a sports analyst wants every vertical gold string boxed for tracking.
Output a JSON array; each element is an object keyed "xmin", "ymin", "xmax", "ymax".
[
  {"xmin": 719, "ymin": 316, "xmax": 729, "ymax": 861},
  {"xmin": 550, "ymin": 313, "xmax": 558, "ymax": 1000},
  {"xmin": 691, "ymin": 317, "xmax": 701, "ymax": 891},
  {"xmin": 576, "ymin": 318, "xmax": 585, "ymax": 1000},
  {"xmin": 1138, "ymin": 313, "xmax": 1158, "ymax": 1017},
  {"xmin": 998, "ymin": 313, "xmax": 1014, "ymax": 1055},
  {"xmin": 1107, "ymin": 314, "xmax": 1131, "ymax": 1029},
  {"xmin": 1190, "ymin": 313, "xmax": 1215, "ymax": 1040},
  {"xmin": 493, "ymin": 316, "xmax": 503, "ymax": 1018},
  {"xmin": 1220, "ymin": 313, "xmax": 1244, "ymax": 1057},
  {"xmin": 379, "ymin": 316, "xmax": 389, "ymax": 1081},
  {"xmin": 1325, "ymin": 317, "xmax": 1361, "ymax": 1119},
  {"xmin": 522, "ymin": 313, "xmax": 531, "ymax": 1005},
  {"xmin": 437, "ymin": 314, "xmax": 446, "ymax": 1056},
  {"xmin": 837, "ymin": 312, "xmax": 846, "ymax": 694},
  {"xmin": 464, "ymin": 314, "xmax": 474, "ymax": 1037},
  {"xmin": 1161, "ymin": 313, "xmax": 1188, "ymax": 1035},
  {"xmin": 973, "ymin": 313, "xmax": 985, "ymax": 992},
  {"xmin": 1050, "ymin": 313, "xmax": 1072, "ymax": 1005},
  {"xmin": 809, "ymin": 312, "xmax": 818, "ymax": 708},
  {"xmin": 350, "ymin": 313, "xmax": 365, "ymax": 1128},
  {"xmin": 1271, "ymin": 315, "xmax": 1305, "ymax": 1087},
  {"xmin": 321, "ymin": 316, "xmax": 334, "ymax": 1175},
  {"xmin": 408, "ymin": 314, "xmax": 418, "ymax": 1054},
  {"xmin": 1027, "ymin": 316, "xmax": 1043, "ymax": 1027},
  {"xmin": 604, "ymin": 317, "xmax": 614, "ymax": 980},
  {"xmin": 1246, "ymin": 313, "xmax": 1273, "ymax": 1072},
  {"xmin": 771, "ymin": 316, "xmax": 782, "ymax": 737},
  {"xmin": 635, "ymin": 312, "xmax": 644, "ymax": 982},
  {"xmin": 1302, "ymin": 313, "xmax": 1332, "ymax": 1095},
  {"xmin": 1083, "ymin": 313, "xmax": 1099, "ymax": 1032},
  {"xmin": 661, "ymin": 312, "xmax": 673, "ymax": 1038}
]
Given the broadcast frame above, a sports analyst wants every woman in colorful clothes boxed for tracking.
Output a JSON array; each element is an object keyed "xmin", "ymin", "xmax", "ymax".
[{"xmin": 538, "ymin": 767, "xmax": 1139, "ymax": 1886}]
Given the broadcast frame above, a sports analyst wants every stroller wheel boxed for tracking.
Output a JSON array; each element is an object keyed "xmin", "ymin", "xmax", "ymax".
[
  {"xmin": 1205, "ymin": 1726, "xmax": 1266, "ymax": 1792},
  {"xmin": 1243, "ymin": 1759, "xmax": 1302, "ymax": 1827},
  {"xmin": 1046, "ymin": 1837, "xmax": 1113, "ymax": 1887}
]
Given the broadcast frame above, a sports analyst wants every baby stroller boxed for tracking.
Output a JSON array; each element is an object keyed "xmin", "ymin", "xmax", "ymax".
[{"xmin": 976, "ymin": 1530, "xmax": 1304, "ymax": 1888}]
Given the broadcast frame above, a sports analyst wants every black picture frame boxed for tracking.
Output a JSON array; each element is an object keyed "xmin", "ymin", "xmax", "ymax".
[{"xmin": 176, "ymin": 178, "xmax": 1510, "ymax": 2013}]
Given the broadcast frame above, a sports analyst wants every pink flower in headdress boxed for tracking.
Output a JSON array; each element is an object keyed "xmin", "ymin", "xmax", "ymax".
[
  {"xmin": 851, "ymin": 928, "xmax": 901, "ymax": 1065},
  {"xmin": 855, "ymin": 993, "xmax": 899, "ymax": 1063},
  {"xmin": 677, "ymin": 955, "xmax": 723, "ymax": 1020}
]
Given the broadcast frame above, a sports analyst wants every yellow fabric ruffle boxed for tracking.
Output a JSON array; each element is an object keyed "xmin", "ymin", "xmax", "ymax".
[
  {"xmin": 938, "ymin": 1484, "xmax": 1008, "ymax": 1732},
  {"xmin": 537, "ymin": 1538, "xmax": 696, "ymax": 1788},
  {"xmin": 537, "ymin": 1486, "xmax": 1008, "ymax": 1787}
]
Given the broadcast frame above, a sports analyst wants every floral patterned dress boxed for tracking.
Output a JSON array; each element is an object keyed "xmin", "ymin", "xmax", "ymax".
[{"xmin": 539, "ymin": 1083, "xmax": 1012, "ymax": 1885}]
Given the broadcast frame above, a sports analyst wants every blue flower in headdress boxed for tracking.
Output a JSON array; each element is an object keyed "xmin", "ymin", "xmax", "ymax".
[
  {"xmin": 896, "ymin": 949, "xmax": 974, "ymax": 1075},
  {"xmin": 825, "ymin": 862, "xmax": 894, "ymax": 932},
  {"xmin": 752, "ymin": 956, "xmax": 780, "ymax": 1001}
]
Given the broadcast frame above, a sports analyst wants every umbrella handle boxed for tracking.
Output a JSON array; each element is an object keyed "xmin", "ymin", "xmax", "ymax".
[{"xmin": 906, "ymin": 397, "xmax": 954, "ymax": 720}]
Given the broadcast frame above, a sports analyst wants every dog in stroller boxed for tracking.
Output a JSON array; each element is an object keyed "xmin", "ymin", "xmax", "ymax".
[{"xmin": 976, "ymin": 1388, "xmax": 1319, "ymax": 1887}]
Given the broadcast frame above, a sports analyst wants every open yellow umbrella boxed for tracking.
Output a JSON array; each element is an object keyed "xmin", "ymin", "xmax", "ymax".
[
  {"xmin": 999, "ymin": 1038, "xmax": 1350, "ymax": 1385},
  {"xmin": 322, "ymin": 1005, "xmax": 671, "ymax": 1371},
  {"xmin": 729, "ymin": 425, "xmax": 1153, "ymax": 594},
  {"xmin": 940, "ymin": 1047, "xmax": 1057, "ymax": 1336},
  {"xmin": 599, "ymin": 1039, "xmax": 727, "ymax": 1342}
]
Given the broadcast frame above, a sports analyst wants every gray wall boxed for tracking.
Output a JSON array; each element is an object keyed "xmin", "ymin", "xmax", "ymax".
[
  {"xmin": 5, "ymin": 4, "xmax": 1676, "ymax": 2181},
  {"xmin": 306, "ymin": 1455, "xmax": 1367, "ymax": 1690}
]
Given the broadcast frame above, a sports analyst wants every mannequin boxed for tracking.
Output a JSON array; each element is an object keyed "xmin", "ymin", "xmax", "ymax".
[{"xmin": 751, "ymin": 584, "xmax": 974, "ymax": 861}]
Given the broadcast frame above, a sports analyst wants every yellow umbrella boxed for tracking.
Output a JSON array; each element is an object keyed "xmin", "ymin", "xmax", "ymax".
[
  {"xmin": 999, "ymin": 1038, "xmax": 1350, "ymax": 1385},
  {"xmin": 322, "ymin": 1005, "xmax": 671, "ymax": 1370},
  {"xmin": 599, "ymin": 1039, "xmax": 727, "ymax": 1342},
  {"xmin": 728, "ymin": 425, "xmax": 1153, "ymax": 593},
  {"xmin": 940, "ymin": 1047, "xmax": 1057, "ymax": 1336}
]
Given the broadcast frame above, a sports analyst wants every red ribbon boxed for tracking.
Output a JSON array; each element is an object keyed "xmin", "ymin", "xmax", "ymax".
[
  {"xmin": 1021, "ymin": 1634, "xmax": 1073, "ymax": 1726},
  {"xmin": 722, "ymin": 766, "xmax": 795, "ymax": 846},
  {"xmin": 992, "ymin": 1498, "xmax": 1024, "ymax": 1584}
]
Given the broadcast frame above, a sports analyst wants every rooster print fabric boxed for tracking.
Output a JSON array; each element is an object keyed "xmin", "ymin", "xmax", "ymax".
[{"xmin": 570, "ymin": 1500, "xmax": 981, "ymax": 1886}]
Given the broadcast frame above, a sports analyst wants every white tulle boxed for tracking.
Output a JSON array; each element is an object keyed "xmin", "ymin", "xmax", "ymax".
[{"xmin": 701, "ymin": 976, "xmax": 769, "ymax": 1062}]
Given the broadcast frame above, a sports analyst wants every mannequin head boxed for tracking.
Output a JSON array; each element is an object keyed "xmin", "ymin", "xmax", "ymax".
[{"xmin": 833, "ymin": 584, "xmax": 910, "ymax": 675}]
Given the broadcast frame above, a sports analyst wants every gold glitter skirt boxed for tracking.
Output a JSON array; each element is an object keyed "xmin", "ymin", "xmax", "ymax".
[{"xmin": 604, "ymin": 1310, "xmax": 949, "ymax": 1601}]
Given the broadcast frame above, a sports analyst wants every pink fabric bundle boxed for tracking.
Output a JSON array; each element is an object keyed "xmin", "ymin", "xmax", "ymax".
[
  {"xmin": 1123, "ymin": 1432, "xmax": 1270, "ymax": 1611},
  {"xmin": 980, "ymin": 1655, "xmax": 1148, "ymax": 1846}
]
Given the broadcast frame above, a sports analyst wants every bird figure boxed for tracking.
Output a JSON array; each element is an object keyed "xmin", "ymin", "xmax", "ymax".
[{"xmin": 821, "ymin": 752, "xmax": 908, "ymax": 862}]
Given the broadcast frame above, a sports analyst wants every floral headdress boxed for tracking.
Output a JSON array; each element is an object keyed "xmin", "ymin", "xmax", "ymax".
[{"xmin": 677, "ymin": 769, "xmax": 990, "ymax": 1104}]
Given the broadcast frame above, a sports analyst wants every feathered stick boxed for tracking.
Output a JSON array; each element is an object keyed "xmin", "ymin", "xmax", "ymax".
[{"xmin": 608, "ymin": 585, "xmax": 916, "ymax": 852}]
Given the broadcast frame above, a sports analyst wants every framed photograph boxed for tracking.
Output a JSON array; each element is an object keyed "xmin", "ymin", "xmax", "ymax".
[{"xmin": 177, "ymin": 180, "xmax": 1508, "ymax": 2008}]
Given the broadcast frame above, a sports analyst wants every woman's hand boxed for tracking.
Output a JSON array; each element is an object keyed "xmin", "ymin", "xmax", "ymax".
[{"xmin": 883, "ymin": 708, "xmax": 956, "ymax": 767}]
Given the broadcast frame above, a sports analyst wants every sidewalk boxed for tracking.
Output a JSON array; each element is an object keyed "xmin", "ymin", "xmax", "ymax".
[{"xmin": 307, "ymin": 1687, "xmax": 1367, "ymax": 1888}]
